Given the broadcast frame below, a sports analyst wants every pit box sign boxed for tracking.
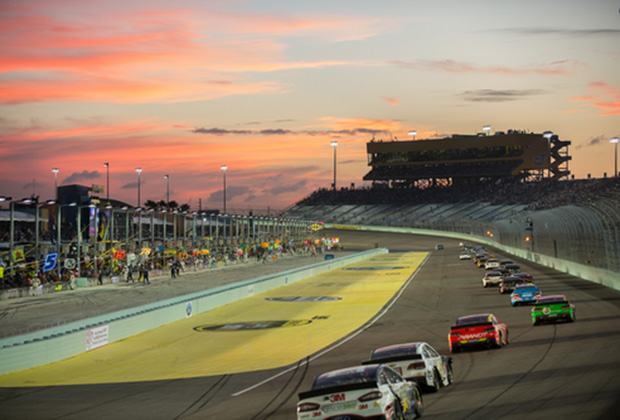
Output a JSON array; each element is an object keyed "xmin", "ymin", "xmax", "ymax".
[{"xmin": 86, "ymin": 325, "xmax": 109, "ymax": 351}]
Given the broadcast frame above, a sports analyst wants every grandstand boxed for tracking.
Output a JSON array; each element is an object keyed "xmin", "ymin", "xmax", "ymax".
[
  {"xmin": 364, "ymin": 130, "xmax": 571, "ymax": 186},
  {"xmin": 291, "ymin": 175, "xmax": 620, "ymax": 274}
]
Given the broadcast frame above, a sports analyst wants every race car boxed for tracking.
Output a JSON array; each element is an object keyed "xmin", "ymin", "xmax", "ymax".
[
  {"xmin": 297, "ymin": 364, "xmax": 424, "ymax": 420},
  {"xmin": 364, "ymin": 342, "xmax": 453, "ymax": 392},
  {"xmin": 484, "ymin": 258, "xmax": 500, "ymax": 270},
  {"xmin": 498, "ymin": 276, "xmax": 524, "ymax": 294},
  {"xmin": 513, "ymin": 272, "xmax": 534, "ymax": 283},
  {"xmin": 510, "ymin": 284, "xmax": 542, "ymax": 306},
  {"xmin": 448, "ymin": 313, "xmax": 508, "ymax": 353},
  {"xmin": 477, "ymin": 256, "xmax": 490, "ymax": 268},
  {"xmin": 482, "ymin": 270, "xmax": 503, "ymax": 288},
  {"xmin": 532, "ymin": 295, "xmax": 576, "ymax": 325},
  {"xmin": 459, "ymin": 251, "xmax": 472, "ymax": 260}
]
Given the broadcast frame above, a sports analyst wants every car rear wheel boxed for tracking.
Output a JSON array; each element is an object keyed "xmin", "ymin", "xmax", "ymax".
[
  {"xmin": 533, "ymin": 317, "xmax": 540, "ymax": 326},
  {"xmin": 412, "ymin": 386, "xmax": 424, "ymax": 418},
  {"xmin": 429, "ymin": 369, "xmax": 442, "ymax": 392},
  {"xmin": 495, "ymin": 333, "xmax": 503, "ymax": 348},
  {"xmin": 446, "ymin": 364, "xmax": 453, "ymax": 385}
]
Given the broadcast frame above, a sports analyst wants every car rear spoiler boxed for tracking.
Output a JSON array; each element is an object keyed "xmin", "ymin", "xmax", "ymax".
[
  {"xmin": 299, "ymin": 381, "xmax": 378, "ymax": 400},
  {"xmin": 361, "ymin": 354, "xmax": 422, "ymax": 365},
  {"xmin": 450, "ymin": 322, "xmax": 492, "ymax": 331}
]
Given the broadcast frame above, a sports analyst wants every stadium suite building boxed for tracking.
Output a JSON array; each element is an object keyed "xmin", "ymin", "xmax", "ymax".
[{"xmin": 364, "ymin": 130, "xmax": 571, "ymax": 187}]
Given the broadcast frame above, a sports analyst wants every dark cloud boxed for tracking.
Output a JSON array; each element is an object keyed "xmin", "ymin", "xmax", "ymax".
[
  {"xmin": 62, "ymin": 170, "xmax": 101, "ymax": 184},
  {"xmin": 192, "ymin": 127, "xmax": 252, "ymax": 135},
  {"xmin": 576, "ymin": 135, "xmax": 605, "ymax": 149},
  {"xmin": 208, "ymin": 185, "xmax": 252, "ymax": 202},
  {"xmin": 21, "ymin": 180, "xmax": 46, "ymax": 191},
  {"xmin": 192, "ymin": 127, "xmax": 387, "ymax": 137},
  {"xmin": 495, "ymin": 28, "xmax": 620, "ymax": 37},
  {"xmin": 121, "ymin": 181, "xmax": 145, "ymax": 189},
  {"xmin": 259, "ymin": 129, "xmax": 292, "ymax": 135},
  {"xmin": 462, "ymin": 89, "xmax": 545, "ymax": 102},
  {"xmin": 263, "ymin": 180, "xmax": 308, "ymax": 196}
]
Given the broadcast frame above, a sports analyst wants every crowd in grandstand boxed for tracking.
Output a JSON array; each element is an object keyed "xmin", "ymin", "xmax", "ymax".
[{"xmin": 297, "ymin": 178, "xmax": 620, "ymax": 210}]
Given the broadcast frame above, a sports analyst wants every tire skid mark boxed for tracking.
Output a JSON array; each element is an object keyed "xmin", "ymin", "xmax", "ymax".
[
  {"xmin": 173, "ymin": 375, "xmax": 230, "ymax": 420},
  {"xmin": 251, "ymin": 357, "xmax": 310, "ymax": 420}
]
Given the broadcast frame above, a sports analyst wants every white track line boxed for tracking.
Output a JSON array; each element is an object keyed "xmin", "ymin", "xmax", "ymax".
[{"xmin": 231, "ymin": 253, "xmax": 430, "ymax": 397}]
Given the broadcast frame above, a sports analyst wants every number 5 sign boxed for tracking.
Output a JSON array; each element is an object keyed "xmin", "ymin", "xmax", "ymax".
[{"xmin": 43, "ymin": 253, "xmax": 58, "ymax": 272}]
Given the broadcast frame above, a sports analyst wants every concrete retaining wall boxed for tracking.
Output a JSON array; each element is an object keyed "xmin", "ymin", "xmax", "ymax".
[
  {"xmin": 330, "ymin": 224, "xmax": 620, "ymax": 292},
  {"xmin": 0, "ymin": 248, "xmax": 387, "ymax": 375}
]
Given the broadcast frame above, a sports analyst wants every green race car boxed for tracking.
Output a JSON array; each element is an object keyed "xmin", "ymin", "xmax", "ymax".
[{"xmin": 532, "ymin": 295, "xmax": 576, "ymax": 325}]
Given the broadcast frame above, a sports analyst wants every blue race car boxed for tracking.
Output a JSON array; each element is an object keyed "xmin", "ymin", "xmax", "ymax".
[{"xmin": 510, "ymin": 284, "xmax": 541, "ymax": 306}]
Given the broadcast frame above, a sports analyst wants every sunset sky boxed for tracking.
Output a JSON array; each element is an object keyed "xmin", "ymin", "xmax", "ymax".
[{"xmin": 1, "ymin": 0, "xmax": 619, "ymax": 212}]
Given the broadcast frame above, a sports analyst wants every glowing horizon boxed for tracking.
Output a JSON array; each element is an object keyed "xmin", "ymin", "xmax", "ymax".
[{"xmin": 1, "ymin": 0, "xmax": 618, "ymax": 211}]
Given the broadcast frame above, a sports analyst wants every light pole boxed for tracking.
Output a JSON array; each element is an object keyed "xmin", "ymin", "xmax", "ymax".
[
  {"xmin": 611, "ymin": 137, "xmax": 619, "ymax": 177},
  {"xmin": 408, "ymin": 130, "xmax": 417, "ymax": 140},
  {"xmin": 164, "ymin": 174, "xmax": 169, "ymax": 206},
  {"xmin": 482, "ymin": 125, "xmax": 491, "ymax": 136},
  {"xmin": 103, "ymin": 162, "xmax": 109, "ymax": 202},
  {"xmin": 330, "ymin": 141, "xmax": 338, "ymax": 191},
  {"xmin": 164, "ymin": 174, "xmax": 169, "ymax": 248},
  {"xmin": 220, "ymin": 165, "xmax": 227, "ymax": 213},
  {"xmin": 135, "ymin": 168, "xmax": 142, "ymax": 251},
  {"xmin": 543, "ymin": 131, "xmax": 553, "ymax": 179},
  {"xmin": 52, "ymin": 168, "xmax": 59, "ymax": 201}
]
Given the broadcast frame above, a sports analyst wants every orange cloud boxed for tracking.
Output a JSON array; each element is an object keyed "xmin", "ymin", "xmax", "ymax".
[
  {"xmin": 569, "ymin": 82, "xmax": 620, "ymax": 116},
  {"xmin": 0, "ymin": 5, "xmax": 380, "ymax": 105},
  {"xmin": 381, "ymin": 97, "xmax": 399, "ymax": 106},
  {"xmin": 322, "ymin": 117, "xmax": 402, "ymax": 133}
]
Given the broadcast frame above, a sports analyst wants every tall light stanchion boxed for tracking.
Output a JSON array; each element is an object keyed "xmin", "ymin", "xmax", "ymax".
[
  {"xmin": 8, "ymin": 200, "xmax": 15, "ymax": 275},
  {"xmin": 34, "ymin": 199, "xmax": 55, "ymax": 274},
  {"xmin": 330, "ymin": 141, "xmax": 338, "ymax": 191},
  {"xmin": 52, "ymin": 168, "xmax": 59, "ymax": 201},
  {"xmin": 135, "ymin": 168, "xmax": 142, "ymax": 253},
  {"xmin": 220, "ymin": 165, "xmax": 227, "ymax": 213},
  {"xmin": 543, "ymin": 131, "xmax": 553, "ymax": 179},
  {"xmin": 611, "ymin": 137, "xmax": 619, "ymax": 178},
  {"xmin": 408, "ymin": 130, "xmax": 417, "ymax": 140},
  {"xmin": 57, "ymin": 203, "xmax": 62, "ymax": 280},
  {"xmin": 103, "ymin": 162, "xmax": 109, "ymax": 202},
  {"xmin": 107, "ymin": 204, "xmax": 114, "ymax": 252},
  {"xmin": 73, "ymin": 203, "xmax": 80, "ymax": 278},
  {"xmin": 164, "ymin": 174, "xmax": 169, "ymax": 249}
]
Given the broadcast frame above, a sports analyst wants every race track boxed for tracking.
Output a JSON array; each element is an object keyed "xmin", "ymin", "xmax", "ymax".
[{"xmin": 1, "ymin": 229, "xmax": 619, "ymax": 420}]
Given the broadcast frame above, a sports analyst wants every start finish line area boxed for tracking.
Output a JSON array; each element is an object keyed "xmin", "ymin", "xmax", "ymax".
[{"xmin": 0, "ymin": 252, "xmax": 427, "ymax": 386}]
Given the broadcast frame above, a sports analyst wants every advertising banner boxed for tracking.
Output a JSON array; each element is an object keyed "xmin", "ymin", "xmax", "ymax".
[{"xmin": 86, "ymin": 325, "xmax": 109, "ymax": 351}]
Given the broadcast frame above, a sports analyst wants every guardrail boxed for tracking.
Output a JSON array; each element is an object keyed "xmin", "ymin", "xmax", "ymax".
[
  {"xmin": 326, "ymin": 224, "xmax": 620, "ymax": 293},
  {"xmin": 0, "ymin": 248, "xmax": 387, "ymax": 375}
]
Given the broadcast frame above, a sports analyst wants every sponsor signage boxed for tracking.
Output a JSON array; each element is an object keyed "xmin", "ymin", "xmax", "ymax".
[{"xmin": 86, "ymin": 325, "xmax": 109, "ymax": 351}]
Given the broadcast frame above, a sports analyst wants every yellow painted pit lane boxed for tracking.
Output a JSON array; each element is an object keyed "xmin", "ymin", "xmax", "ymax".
[{"xmin": 0, "ymin": 252, "xmax": 427, "ymax": 386}]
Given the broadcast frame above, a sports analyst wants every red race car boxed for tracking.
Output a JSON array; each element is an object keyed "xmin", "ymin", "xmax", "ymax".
[{"xmin": 448, "ymin": 313, "xmax": 508, "ymax": 353}]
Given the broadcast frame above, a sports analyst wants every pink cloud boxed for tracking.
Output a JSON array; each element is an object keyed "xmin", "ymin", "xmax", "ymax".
[
  {"xmin": 381, "ymin": 96, "xmax": 399, "ymax": 106},
  {"xmin": 0, "ymin": 6, "xmax": 367, "ymax": 105},
  {"xmin": 569, "ymin": 82, "xmax": 620, "ymax": 116}
]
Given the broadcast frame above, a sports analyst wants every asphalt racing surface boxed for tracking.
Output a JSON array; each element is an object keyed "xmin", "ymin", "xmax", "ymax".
[{"xmin": 2, "ymin": 229, "xmax": 620, "ymax": 419}]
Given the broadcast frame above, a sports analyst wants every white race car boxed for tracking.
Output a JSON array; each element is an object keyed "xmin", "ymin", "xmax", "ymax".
[
  {"xmin": 297, "ymin": 364, "xmax": 424, "ymax": 420},
  {"xmin": 365, "ymin": 342, "xmax": 452, "ymax": 392},
  {"xmin": 482, "ymin": 271, "xmax": 503, "ymax": 288},
  {"xmin": 459, "ymin": 251, "xmax": 472, "ymax": 260}
]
